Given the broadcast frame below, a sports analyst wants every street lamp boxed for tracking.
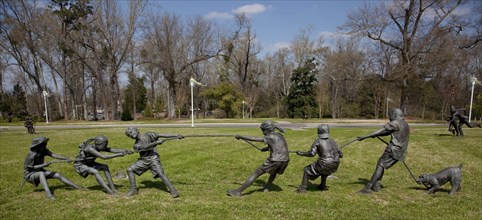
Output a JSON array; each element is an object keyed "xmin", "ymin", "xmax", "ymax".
[
  {"xmin": 468, "ymin": 76, "xmax": 481, "ymax": 123},
  {"xmin": 242, "ymin": 101, "xmax": 245, "ymax": 119},
  {"xmin": 386, "ymin": 97, "xmax": 394, "ymax": 118},
  {"xmin": 190, "ymin": 77, "xmax": 204, "ymax": 127},
  {"xmin": 42, "ymin": 90, "xmax": 49, "ymax": 124}
]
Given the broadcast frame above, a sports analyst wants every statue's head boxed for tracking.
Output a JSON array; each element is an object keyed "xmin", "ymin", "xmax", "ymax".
[
  {"xmin": 260, "ymin": 120, "xmax": 275, "ymax": 135},
  {"xmin": 260, "ymin": 120, "xmax": 285, "ymax": 135},
  {"xmin": 450, "ymin": 105, "xmax": 456, "ymax": 113},
  {"xmin": 94, "ymin": 135, "xmax": 108, "ymax": 150},
  {"xmin": 30, "ymin": 137, "xmax": 49, "ymax": 150},
  {"xmin": 389, "ymin": 108, "xmax": 404, "ymax": 121},
  {"xmin": 125, "ymin": 127, "xmax": 139, "ymax": 139},
  {"xmin": 317, "ymin": 124, "xmax": 330, "ymax": 139}
]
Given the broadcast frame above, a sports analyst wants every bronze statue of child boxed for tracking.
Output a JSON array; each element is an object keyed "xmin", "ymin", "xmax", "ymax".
[
  {"xmin": 74, "ymin": 135, "xmax": 133, "ymax": 196},
  {"xmin": 23, "ymin": 137, "xmax": 82, "ymax": 200},
  {"xmin": 295, "ymin": 124, "xmax": 343, "ymax": 193},
  {"xmin": 124, "ymin": 127, "xmax": 184, "ymax": 198},
  {"xmin": 227, "ymin": 120, "xmax": 289, "ymax": 197}
]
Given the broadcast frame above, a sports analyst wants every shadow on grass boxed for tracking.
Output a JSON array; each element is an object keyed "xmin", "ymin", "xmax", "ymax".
[
  {"xmin": 350, "ymin": 178, "xmax": 370, "ymax": 186},
  {"xmin": 140, "ymin": 179, "xmax": 189, "ymax": 193},
  {"xmin": 33, "ymin": 183, "xmax": 82, "ymax": 194},
  {"xmin": 408, "ymin": 185, "xmax": 451, "ymax": 194},
  {"xmin": 286, "ymin": 181, "xmax": 334, "ymax": 192},
  {"xmin": 242, "ymin": 180, "xmax": 282, "ymax": 195},
  {"xmin": 437, "ymin": 133, "xmax": 454, "ymax": 137}
]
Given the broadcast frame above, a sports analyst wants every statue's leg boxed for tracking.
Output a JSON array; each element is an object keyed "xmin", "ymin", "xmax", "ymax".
[
  {"xmin": 454, "ymin": 122, "xmax": 461, "ymax": 136},
  {"xmin": 318, "ymin": 175, "xmax": 328, "ymax": 190},
  {"xmin": 126, "ymin": 168, "xmax": 138, "ymax": 196},
  {"xmin": 263, "ymin": 173, "xmax": 277, "ymax": 192},
  {"xmin": 157, "ymin": 173, "xmax": 179, "ymax": 198},
  {"xmin": 372, "ymin": 168, "xmax": 385, "ymax": 192},
  {"xmin": 467, "ymin": 122, "xmax": 481, "ymax": 128},
  {"xmin": 90, "ymin": 169, "xmax": 115, "ymax": 195},
  {"xmin": 359, "ymin": 165, "xmax": 384, "ymax": 194},
  {"xmin": 458, "ymin": 122, "xmax": 465, "ymax": 137},
  {"xmin": 227, "ymin": 168, "xmax": 265, "ymax": 196},
  {"xmin": 54, "ymin": 173, "xmax": 82, "ymax": 189},
  {"xmin": 296, "ymin": 167, "xmax": 310, "ymax": 193},
  {"xmin": 38, "ymin": 172, "xmax": 55, "ymax": 200},
  {"xmin": 98, "ymin": 164, "xmax": 118, "ymax": 193}
]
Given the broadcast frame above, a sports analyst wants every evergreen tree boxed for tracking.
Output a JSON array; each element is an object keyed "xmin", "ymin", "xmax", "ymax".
[
  {"xmin": 11, "ymin": 82, "xmax": 28, "ymax": 118},
  {"xmin": 286, "ymin": 58, "xmax": 319, "ymax": 118},
  {"xmin": 123, "ymin": 72, "xmax": 147, "ymax": 119},
  {"xmin": 121, "ymin": 101, "xmax": 133, "ymax": 121}
]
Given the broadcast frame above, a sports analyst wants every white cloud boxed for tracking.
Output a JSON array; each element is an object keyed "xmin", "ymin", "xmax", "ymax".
[
  {"xmin": 233, "ymin": 3, "xmax": 268, "ymax": 16},
  {"xmin": 205, "ymin": 11, "xmax": 233, "ymax": 20},
  {"xmin": 205, "ymin": 3, "xmax": 269, "ymax": 20},
  {"xmin": 274, "ymin": 42, "xmax": 291, "ymax": 50},
  {"xmin": 263, "ymin": 42, "xmax": 290, "ymax": 55},
  {"xmin": 318, "ymin": 31, "xmax": 350, "ymax": 48}
]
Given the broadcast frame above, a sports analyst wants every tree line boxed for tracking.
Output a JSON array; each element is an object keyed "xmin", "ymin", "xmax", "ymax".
[{"xmin": 1, "ymin": 0, "xmax": 481, "ymax": 122}]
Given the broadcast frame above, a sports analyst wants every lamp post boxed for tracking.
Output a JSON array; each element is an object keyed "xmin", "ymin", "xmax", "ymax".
[
  {"xmin": 468, "ymin": 77, "xmax": 478, "ymax": 123},
  {"xmin": 190, "ymin": 79, "xmax": 194, "ymax": 127},
  {"xmin": 386, "ymin": 97, "xmax": 393, "ymax": 118},
  {"xmin": 242, "ymin": 101, "xmax": 245, "ymax": 119},
  {"xmin": 190, "ymin": 77, "xmax": 204, "ymax": 127},
  {"xmin": 42, "ymin": 90, "xmax": 49, "ymax": 124}
]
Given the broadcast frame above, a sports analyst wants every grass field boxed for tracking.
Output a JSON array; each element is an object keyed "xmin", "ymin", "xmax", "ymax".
[{"xmin": 0, "ymin": 123, "xmax": 481, "ymax": 219}]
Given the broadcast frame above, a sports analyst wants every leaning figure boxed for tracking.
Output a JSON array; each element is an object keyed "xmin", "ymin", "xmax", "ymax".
[
  {"xmin": 23, "ymin": 137, "xmax": 83, "ymax": 200},
  {"xmin": 295, "ymin": 124, "xmax": 342, "ymax": 193},
  {"xmin": 449, "ymin": 106, "xmax": 481, "ymax": 137},
  {"xmin": 74, "ymin": 135, "xmax": 133, "ymax": 196},
  {"xmin": 356, "ymin": 108, "xmax": 409, "ymax": 194},
  {"xmin": 124, "ymin": 127, "xmax": 184, "ymax": 198},
  {"xmin": 228, "ymin": 120, "xmax": 289, "ymax": 197}
]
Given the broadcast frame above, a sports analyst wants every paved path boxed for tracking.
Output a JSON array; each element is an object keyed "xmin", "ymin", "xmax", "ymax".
[{"xmin": 0, "ymin": 120, "xmax": 445, "ymax": 131}]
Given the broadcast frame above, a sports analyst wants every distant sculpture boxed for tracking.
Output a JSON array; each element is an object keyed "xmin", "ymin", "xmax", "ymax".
[
  {"xmin": 416, "ymin": 164, "xmax": 463, "ymax": 196},
  {"xmin": 446, "ymin": 114, "xmax": 457, "ymax": 135},
  {"xmin": 24, "ymin": 116, "xmax": 35, "ymax": 134},
  {"xmin": 23, "ymin": 137, "xmax": 83, "ymax": 200},
  {"xmin": 124, "ymin": 127, "xmax": 184, "ymax": 198},
  {"xmin": 295, "ymin": 124, "xmax": 342, "ymax": 193},
  {"xmin": 74, "ymin": 135, "xmax": 133, "ymax": 195},
  {"xmin": 356, "ymin": 108, "xmax": 410, "ymax": 194},
  {"xmin": 227, "ymin": 120, "xmax": 289, "ymax": 197},
  {"xmin": 449, "ymin": 106, "xmax": 481, "ymax": 137}
]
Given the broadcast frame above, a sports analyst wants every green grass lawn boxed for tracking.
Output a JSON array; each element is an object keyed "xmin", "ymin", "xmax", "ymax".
[{"xmin": 1, "ymin": 125, "xmax": 481, "ymax": 219}]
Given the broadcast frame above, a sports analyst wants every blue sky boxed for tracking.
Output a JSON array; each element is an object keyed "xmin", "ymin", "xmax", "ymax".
[{"xmin": 147, "ymin": 1, "xmax": 366, "ymax": 55}]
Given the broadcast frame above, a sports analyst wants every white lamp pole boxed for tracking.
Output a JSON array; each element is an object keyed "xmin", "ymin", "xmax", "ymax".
[
  {"xmin": 242, "ymin": 101, "xmax": 245, "ymax": 119},
  {"xmin": 386, "ymin": 97, "xmax": 393, "ymax": 118},
  {"xmin": 189, "ymin": 77, "xmax": 204, "ymax": 127},
  {"xmin": 42, "ymin": 90, "xmax": 49, "ymax": 124},
  {"xmin": 468, "ymin": 77, "xmax": 476, "ymax": 123},
  {"xmin": 190, "ymin": 79, "xmax": 194, "ymax": 127}
]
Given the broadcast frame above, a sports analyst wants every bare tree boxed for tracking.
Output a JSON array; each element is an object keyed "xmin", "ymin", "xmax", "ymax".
[
  {"xmin": 141, "ymin": 13, "xmax": 224, "ymax": 119},
  {"xmin": 1, "ymin": 0, "xmax": 48, "ymax": 94},
  {"xmin": 340, "ymin": 0, "xmax": 464, "ymax": 114},
  {"xmin": 89, "ymin": 0, "xmax": 144, "ymax": 119}
]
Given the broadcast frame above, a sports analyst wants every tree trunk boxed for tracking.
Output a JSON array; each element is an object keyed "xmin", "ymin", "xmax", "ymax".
[{"xmin": 167, "ymin": 83, "xmax": 176, "ymax": 119}]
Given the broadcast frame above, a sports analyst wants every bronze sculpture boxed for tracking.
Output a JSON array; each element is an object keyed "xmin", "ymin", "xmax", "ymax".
[
  {"xmin": 416, "ymin": 164, "xmax": 463, "ymax": 196},
  {"xmin": 124, "ymin": 127, "xmax": 184, "ymax": 198},
  {"xmin": 24, "ymin": 116, "xmax": 35, "ymax": 134},
  {"xmin": 295, "ymin": 124, "xmax": 342, "ymax": 193},
  {"xmin": 356, "ymin": 108, "xmax": 409, "ymax": 194},
  {"xmin": 23, "ymin": 137, "xmax": 83, "ymax": 200},
  {"xmin": 227, "ymin": 120, "xmax": 289, "ymax": 197},
  {"xmin": 74, "ymin": 135, "xmax": 133, "ymax": 195},
  {"xmin": 449, "ymin": 106, "xmax": 481, "ymax": 137}
]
